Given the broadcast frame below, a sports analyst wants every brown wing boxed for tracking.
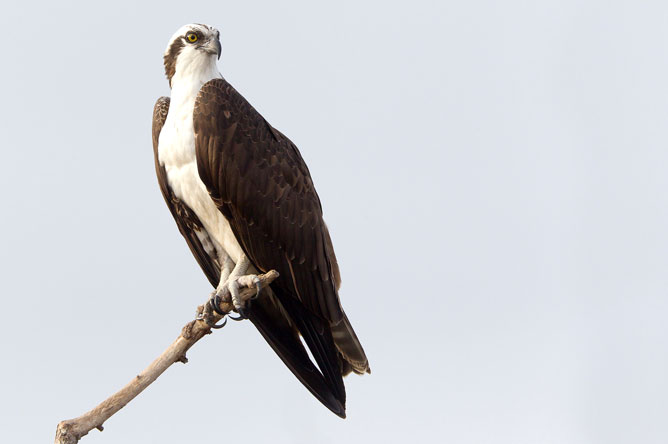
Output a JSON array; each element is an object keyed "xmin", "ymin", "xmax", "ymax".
[
  {"xmin": 192, "ymin": 79, "xmax": 344, "ymax": 324},
  {"xmin": 193, "ymin": 79, "xmax": 372, "ymax": 414},
  {"xmin": 152, "ymin": 96, "xmax": 221, "ymax": 286}
]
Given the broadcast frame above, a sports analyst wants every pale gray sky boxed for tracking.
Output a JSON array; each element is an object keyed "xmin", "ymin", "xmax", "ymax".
[{"xmin": 2, "ymin": 1, "xmax": 668, "ymax": 443}]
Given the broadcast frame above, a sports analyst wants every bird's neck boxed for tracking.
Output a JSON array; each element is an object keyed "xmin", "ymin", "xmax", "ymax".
[{"xmin": 170, "ymin": 57, "xmax": 221, "ymax": 110}]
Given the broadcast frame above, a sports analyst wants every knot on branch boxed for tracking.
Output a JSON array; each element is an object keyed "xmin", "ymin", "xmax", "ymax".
[
  {"xmin": 55, "ymin": 421, "xmax": 84, "ymax": 444},
  {"xmin": 181, "ymin": 320, "xmax": 197, "ymax": 340}
]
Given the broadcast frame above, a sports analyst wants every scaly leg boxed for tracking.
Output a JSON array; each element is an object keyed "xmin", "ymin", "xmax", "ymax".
[
  {"xmin": 209, "ymin": 253, "xmax": 260, "ymax": 319},
  {"xmin": 205, "ymin": 255, "xmax": 235, "ymax": 323}
]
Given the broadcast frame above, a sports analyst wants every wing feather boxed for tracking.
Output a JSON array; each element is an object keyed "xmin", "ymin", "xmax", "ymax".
[{"xmin": 193, "ymin": 79, "xmax": 344, "ymax": 323}]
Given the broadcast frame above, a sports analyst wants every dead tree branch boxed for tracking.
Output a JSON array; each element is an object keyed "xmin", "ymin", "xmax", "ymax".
[{"xmin": 54, "ymin": 270, "xmax": 279, "ymax": 444}]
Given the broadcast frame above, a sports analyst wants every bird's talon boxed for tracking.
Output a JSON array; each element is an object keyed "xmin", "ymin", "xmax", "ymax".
[
  {"xmin": 252, "ymin": 279, "xmax": 262, "ymax": 300},
  {"xmin": 209, "ymin": 294, "xmax": 227, "ymax": 316},
  {"xmin": 208, "ymin": 316, "xmax": 228, "ymax": 329},
  {"xmin": 228, "ymin": 312, "xmax": 244, "ymax": 321}
]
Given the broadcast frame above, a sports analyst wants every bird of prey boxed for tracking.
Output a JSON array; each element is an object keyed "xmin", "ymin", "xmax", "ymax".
[{"xmin": 152, "ymin": 23, "xmax": 369, "ymax": 417}]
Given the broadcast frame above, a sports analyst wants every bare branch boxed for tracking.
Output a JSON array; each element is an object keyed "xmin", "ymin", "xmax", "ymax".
[{"xmin": 54, "ymin": 270, "xmax": 279, "ymax": 444}]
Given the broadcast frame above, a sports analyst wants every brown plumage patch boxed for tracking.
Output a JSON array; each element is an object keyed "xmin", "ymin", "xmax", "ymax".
[
  {"xmin": 191, "ymin": 78, "xmax": 371, "ymax": 412},
  {"xmin": 192, "ymin": 78, "xmax": 344, "ymax": 324},
  {"xmin": 163, "ymin": 38, "xmax": 185, "ymax": 87}
]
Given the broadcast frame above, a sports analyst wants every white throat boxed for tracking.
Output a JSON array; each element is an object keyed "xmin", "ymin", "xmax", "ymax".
[
  {"xmin": 170, "ymin": 53, "xmax": 222, "ymax": 109},
  {"xmin": 159, "ymin": 52, "xmax": 221, "ymax": 166}
]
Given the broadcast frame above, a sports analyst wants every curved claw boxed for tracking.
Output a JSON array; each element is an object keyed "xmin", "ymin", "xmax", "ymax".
[
  {"xmin": 209, "ymin": 295, "xmax": 227, "ymax": 316},
  {"xmin": 228, "ymin": 311, "xmax": 246, "ymax": 321},
  {"xmin": 209, "ymin": 316, "xmax": 228, "ymax": 329},
  {"xmin": 251, "ymin": 279, "xmax": 262, "ymax": 300}
]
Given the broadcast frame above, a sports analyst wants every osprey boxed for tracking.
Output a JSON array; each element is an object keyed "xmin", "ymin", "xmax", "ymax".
[{"xmin": 152, "ymin": 23, "xmax": 369, "ymax": 417}]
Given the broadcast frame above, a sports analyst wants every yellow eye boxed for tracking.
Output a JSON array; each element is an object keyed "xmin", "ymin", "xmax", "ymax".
[{"xmin": 186, "ymin": 32, "xmax": 198, "ymax": 43}]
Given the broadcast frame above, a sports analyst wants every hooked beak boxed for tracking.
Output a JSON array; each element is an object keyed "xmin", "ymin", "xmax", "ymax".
[
  {"xmin": 214, "ymin": 38, "xmax": 222, "ymax": 60},
  {"xmin": 200, "ymin": 38, "xmax": 222, "ymax": 59}
]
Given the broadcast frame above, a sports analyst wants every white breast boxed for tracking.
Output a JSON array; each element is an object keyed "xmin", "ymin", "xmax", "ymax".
[{"xmin": 157, "ymin": 77, "xmax": 245, "ymax": 265}]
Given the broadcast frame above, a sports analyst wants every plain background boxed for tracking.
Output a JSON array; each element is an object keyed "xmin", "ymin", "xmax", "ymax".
[{"xmin": 1, "ymin": 1, "xmax": 667, "ymax": 443}]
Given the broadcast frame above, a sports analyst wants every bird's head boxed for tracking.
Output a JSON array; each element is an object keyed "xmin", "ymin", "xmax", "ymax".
[{"xmin": 163, "ymin": 23, "xmax": 222, "ymax": 87}]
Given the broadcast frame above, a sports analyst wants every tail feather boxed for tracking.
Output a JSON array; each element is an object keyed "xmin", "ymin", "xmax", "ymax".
[
  {"xmin": 274, "ymin": 288, "xmax": 347, "ymax": 408},
  {"xmin": 247, "ymin": 289, "xmax": 346, "ymax": 418},
  {"xmin": 331, "ymin": 312, "xmax": 371, "ymax": 375}
]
